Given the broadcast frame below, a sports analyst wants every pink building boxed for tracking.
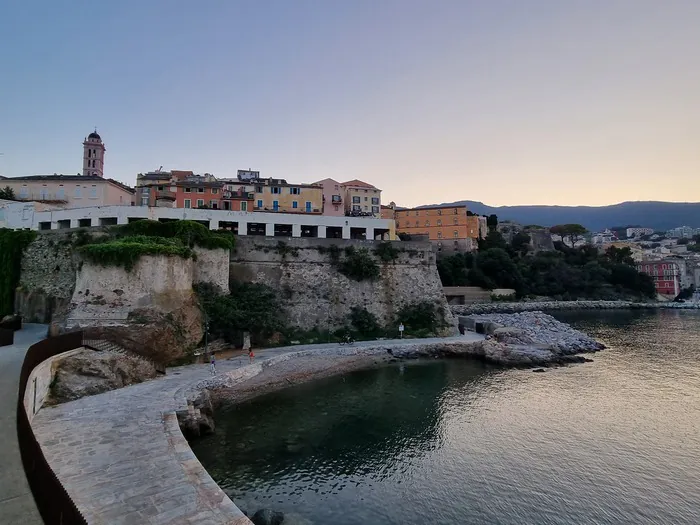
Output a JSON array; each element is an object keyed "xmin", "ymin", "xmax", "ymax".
[{"xmin": 313, "ymin": 178, "xmax": 345, "ymax": 216}]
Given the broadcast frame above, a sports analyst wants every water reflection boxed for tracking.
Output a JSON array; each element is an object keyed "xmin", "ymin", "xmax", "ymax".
[{"xmin": 192, "ymin": 310, "xmax": 700, "ymax": 525}]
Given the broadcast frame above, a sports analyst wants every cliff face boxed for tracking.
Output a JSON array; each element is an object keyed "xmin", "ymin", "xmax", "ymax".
[{"xmin": 231, "ymin": 237, "xmax": 456, "ymax": 335}]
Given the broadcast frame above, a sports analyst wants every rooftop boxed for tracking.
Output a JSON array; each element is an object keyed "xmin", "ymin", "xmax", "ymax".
[
  {"xmin": 3, "ymin": 174, "xmax": 134, "ymax": 193},
  {"xmin": 340, "ymin": 179, "xmax": 378, "ymax": 189}
]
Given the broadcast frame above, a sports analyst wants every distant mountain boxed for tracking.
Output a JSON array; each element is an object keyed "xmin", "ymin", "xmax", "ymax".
[{"xmin": 419, "ymin": 200, "xmax": 700, "ymax": 232}]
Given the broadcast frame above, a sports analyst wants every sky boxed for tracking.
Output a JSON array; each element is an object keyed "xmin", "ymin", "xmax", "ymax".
[{"xmin": 1, "ymin": 0, "xmax": 699, "ymax": 207}]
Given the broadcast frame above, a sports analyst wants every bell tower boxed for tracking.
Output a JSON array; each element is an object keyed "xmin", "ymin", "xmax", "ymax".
[{"xmin": 83, "ymin": 129, "xmax": 106, "ymax": 177}]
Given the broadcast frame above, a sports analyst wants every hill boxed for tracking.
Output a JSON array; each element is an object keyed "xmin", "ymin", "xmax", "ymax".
[{"xmin": 419, "ymin": 200, "xmax": 700, "ymax": 232}]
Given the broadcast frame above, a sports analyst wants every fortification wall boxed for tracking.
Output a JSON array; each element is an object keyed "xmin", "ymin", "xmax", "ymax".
[{"xmin": 231, "ymin": 237, "xmax": 456, "ymax": 333}]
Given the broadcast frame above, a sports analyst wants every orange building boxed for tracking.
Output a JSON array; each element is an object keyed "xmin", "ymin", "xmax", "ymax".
[{"xmin": 395, "ymin": 205, "xmax": 485, "ymax": 252}]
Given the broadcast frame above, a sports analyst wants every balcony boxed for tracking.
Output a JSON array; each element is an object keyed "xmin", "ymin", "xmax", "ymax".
[{"xmin": 331, "ymin": 194, "xmax": 343, "ymax": 203}]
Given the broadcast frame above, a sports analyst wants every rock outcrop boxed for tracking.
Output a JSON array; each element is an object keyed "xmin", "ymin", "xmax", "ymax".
[
  {"xmin": 49, "ymin": 349, "xmax": 157, "ymax": 404},
  {"xmin": 451, "ymin": 300, "xmax": 700, "ymax": 316}
]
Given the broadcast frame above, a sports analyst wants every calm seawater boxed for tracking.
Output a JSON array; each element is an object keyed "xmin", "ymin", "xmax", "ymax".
[{"xmin": 191, "ymin": 310, "xmax": 700, "ymax": 525}]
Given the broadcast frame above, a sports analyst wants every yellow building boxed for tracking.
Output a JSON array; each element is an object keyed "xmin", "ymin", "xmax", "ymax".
[
  {"xmin": 252, "ymin": 178, "xmax": 323, "ymax": 214},
  {"xmin": 395, "ymin": 205, "xmax": 485, "ymax": 252},
  {"xmin": 341, "ymin": 180, "xmax": 382, "ymax": 217}
]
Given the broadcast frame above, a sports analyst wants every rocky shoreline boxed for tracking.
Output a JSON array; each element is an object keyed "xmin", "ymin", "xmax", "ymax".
[{"xmin": 451, "ymin": 299, "xmax": 700, "ymax": 315}]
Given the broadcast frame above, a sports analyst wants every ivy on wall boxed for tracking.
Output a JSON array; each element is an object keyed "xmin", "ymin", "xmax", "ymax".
[{"xmin": 0, "ymin": 228, "xmax": 37, "ymax": 316}]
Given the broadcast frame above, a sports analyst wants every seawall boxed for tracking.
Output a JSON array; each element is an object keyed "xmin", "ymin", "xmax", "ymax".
[{"xmin": 451, "ymin": 300, "xmax": 700, "ymax": 315}]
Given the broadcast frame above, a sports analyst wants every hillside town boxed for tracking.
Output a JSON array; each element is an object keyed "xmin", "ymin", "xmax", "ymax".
[{"xmin": 1, "ymin": 130, "xmax": 699, "ymax": 301}]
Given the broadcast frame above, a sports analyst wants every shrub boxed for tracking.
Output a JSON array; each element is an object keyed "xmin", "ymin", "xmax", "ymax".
[
  {"xmin": 349, "ymin": 306, "xmax": 381, "ymax": 336},
  {"xmin": 374, "ymin": 242, "xmax": 400, "ymax": 263},
  {"xmin": 111, "ymin": 220, "xmax": 234, "ymax": 250},
  {"xmin": 338, "ymin": 246, "xmax": 380, "ymax": 281},
  {"xmin": 78, "ymin": 236, "xmax": 194, "ymax": 271},
  {"xmin": 395, "ymin": 301, "xmax": 447, "ymax": 335}
]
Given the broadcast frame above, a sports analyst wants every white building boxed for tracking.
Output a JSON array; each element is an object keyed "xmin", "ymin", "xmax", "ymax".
[
  {"xmin": 0, "ymin": 203, "xmax": 396, "ymax": 240},
  {"xmin": 591, "ymin": 229, "xmax": 617, "ymax": 245},
  {"xmin": 667, "ymin": 226, "xmax": 699, "ymax": 239},
  {"xmin": 626, "ymin": 227, "xmax": 654, "ymax": 238}
]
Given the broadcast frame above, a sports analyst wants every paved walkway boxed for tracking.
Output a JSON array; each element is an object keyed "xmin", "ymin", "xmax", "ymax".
[
  {"xmin": 0, "ymin": 324, "xmax": 47, "ymax": 525},
  {"xmin": 32, "ymin": 333, "xmax": 482, "ymax": 525}
]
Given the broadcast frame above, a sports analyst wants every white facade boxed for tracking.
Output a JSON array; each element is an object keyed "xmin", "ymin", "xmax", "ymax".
[
  {"xmin": 667, "ymin": 226, "xmax": 699, "ymax": 239},
  {"xmin": 1, "ymin": 204, "xmax": 395, "ymax": 240},
  {"xmin": 626, "ymin": 227, "xmax": 654, "ymax": 238}
]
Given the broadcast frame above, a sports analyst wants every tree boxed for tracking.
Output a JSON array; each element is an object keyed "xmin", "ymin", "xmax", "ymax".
[
  {"xmin": 549, "ymin": 224, "xmax": 588, "ymax": 247},
  {"xmin": 677, "ymin": 238, "xmax": 689, "ymax": 245},
  {"xmin": 605, "ymin": 246, "xmax": 635, "ymax": 266},
  {"xmin": 0, "ymin": 186, "xmax": 16, "ymax": 201},
  {"xmin": 510, "ymin": 232, "xmax": 531, "ymax": 257},
  {"xmin": 486, "ymin": 214, "xmax": 498, "ymax": 230},
  {"xmin": 478, "ymin": 230, "xmax": 507, "ymax": 251}
]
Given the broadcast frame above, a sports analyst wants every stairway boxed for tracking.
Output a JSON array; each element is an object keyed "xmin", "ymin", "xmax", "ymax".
[{"xmin": 82, "ymin": 338, "xmax": 166, "ymax": 375}]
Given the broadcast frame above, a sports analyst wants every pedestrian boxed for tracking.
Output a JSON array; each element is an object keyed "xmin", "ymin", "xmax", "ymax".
[
  {"xmin": 248, "ymin": 349, "xmax": 255, "ymax": 363},
  {"xmin": 210, "ymin": 353, "xmax": 216, "ymax": 375}
]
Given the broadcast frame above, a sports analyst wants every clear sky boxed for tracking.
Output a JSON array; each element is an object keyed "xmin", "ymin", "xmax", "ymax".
[{"xmin": 1, "ymin": 0, "xmax": 699, "ymax": 207}]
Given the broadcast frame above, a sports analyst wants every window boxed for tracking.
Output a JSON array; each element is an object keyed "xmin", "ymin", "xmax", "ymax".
[
  {"xmin": 292, "ymin": 201, "xmax": 298, "ymax": 209},
  {"xmin": 353, "ymin": 205, "xmax": 361, "ymax": 211},
  {"xmin": 352, "ymin": 196, "xmax": 360, "ymax": 203},
  {"xmin": 90, "ymin": 185, "xmax": 97, "ymax": 199},
  {"xmin": 454, "ymin": 230, "xmax": 459, "ymax": 238},
  {"xmin": 415, "ymin": 211, "xmax": 419, "ymax": 216},
  {"xmin": 438, "ymin": 209, "xmax": 442, "ymax": 215},
  {"xmin": 425, "ymin": 220, "xmax": 430, "ymax": 226},
  {"xmin": 257, "ymin": 200, "xmax": 263, "ymax": 208},
  {"xmin": 454, "ymin": 217, "xmax": 458, "ymax": 225},
  {"xmin": 371, "ymin": 197, "xmax": 379, "ymax": 205},
  {"xmin": 364, "ymin": 197, "xmax": 368, "ymax": 202},
  {"xmin": 437, "ymin": 232, "xmax": 442, "ymax": 239},
  {"xmin": 305, "ymin": 201, "xmax": 312, "ymax": 212},
  {"xmin": 241, "ymin": 202, "xmax": 247, "ymax": 211},
  {"xmin": 272, "ymin": 187, "xmax": 281, "ymax": 194},
  {"xmin": 211, "ymin": 201, "xmax": 218, "ymax": 209},
  {"xmin": 454, "ymin": 209, "xmax": 458, "ymax": 214},
  {"xmin": 197, "ymin": 188, "xmax": 204, "ymax": 193},
  {"xmin": 273, "ymin": 200, "xmax": 279, "ymax": 211},
  {"xmin": 372, "ymin": 206, "xmax": 379, "ymax": 214},
  {"xmin": 157, "ymin": 186, "xmax": 164, "ymax": 191},
  {"xmin": 437, "ymin": 219, "xmax": 442, "ymax": 226},
  {"xmin": 184, "ymin": 199, "xmax": 191, "ymax": 208},
  {"xmin": 19, "ymin": 185, "xmax": 28, "ymax": 198},
  {"xmin": 290, "ymin": 187, "xmax": 300, "ymax": 195},
  {"xmin": 212, "ymin": 188, "xmax": 218, "ymax": 194},
  {"xmin": 415, "ymin": 220, "xmax": 419, "ymax": 226},
  {"xmin": 364, "ymin": 189, "xmax": 368, "ymax": 193},
  {"xmin": 88, "ymin": 149, "xmax": 91, "ymax": 158},
  {"xmin": 75, "ymin": 185, "xmax": 82, "ymax": 198},
  {"xmin": 197, "ymin": 199, "xmax": 204, "ymax": 207},
  {"xmin": 39, "ymin": 186, "xmax": 49, "ymax": 200},
  {"xmin": 184, "ymin": 187, "xmax": 192, "ymax": 193},
  {"xmin": 255, "ymin": 186, "xmax": 263, "ymax": 193},
  {"xmin": 92, "ymin": 160, "xmax": 96, "ymax": 168},
  {"xmin": 56, "ymin": 186, "xmax": 64, "ymax": 199}
]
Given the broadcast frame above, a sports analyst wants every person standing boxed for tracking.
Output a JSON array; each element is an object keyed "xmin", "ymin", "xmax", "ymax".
[
  {"xmin": 248, "ymin": 349, "xmax": 255, "ymax": 363},
  {"xmin": 210, "ymin": 353, "xmax": 216, "ymax": 375}
]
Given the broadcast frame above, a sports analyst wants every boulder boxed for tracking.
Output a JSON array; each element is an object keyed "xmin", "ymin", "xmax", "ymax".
[
  {"xmin": 81, "ymin": 297, "xmax": 203, "ymax": 365},
  {"xmin": 251, "ymin": 509, "xmax": 285, "ymax": 525},
  {"xmin": 49, "ymin": 349, "xmax": 157, "ymax": 404}
]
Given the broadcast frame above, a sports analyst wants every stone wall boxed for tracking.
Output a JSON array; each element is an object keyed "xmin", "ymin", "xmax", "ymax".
[
  {"xmin": 193, "ymin": 247, "xmax": 229, "ymax": 292},
  {"xmin": 15, "ymin": 231, "xmax": 81, "ymax": 323},
  {"xmin": 230, "ymin": 237, "xmax": 456, "ymax": 333}
]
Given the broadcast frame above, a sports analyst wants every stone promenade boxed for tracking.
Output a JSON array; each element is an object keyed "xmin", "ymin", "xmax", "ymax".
[
  {"xmin": 32, "ymin": 334, "xmax": 482, "ymax": 525},
  {"xmin": 0, "ymin": 324, "xmax": 46, "ymax": 525}
]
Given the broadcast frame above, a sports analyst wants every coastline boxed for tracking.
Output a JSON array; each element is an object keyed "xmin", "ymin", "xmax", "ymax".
[{"xmin": 451, "ymin": 299, "xmax": 700, "ymax": 315}]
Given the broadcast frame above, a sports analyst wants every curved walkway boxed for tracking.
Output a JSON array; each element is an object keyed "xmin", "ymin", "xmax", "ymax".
[
  {"xmin": 0, "ymin": 324, "xmax": 47, "ymax": 525},
  {"xmin": 31, "ymin": 333, "xmax": 482, "ymax": 525}
]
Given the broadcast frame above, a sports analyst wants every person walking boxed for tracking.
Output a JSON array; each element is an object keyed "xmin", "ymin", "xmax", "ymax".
[{"xmin": 210, "ymin": 353, "xmax": 216, "ymax": 375}]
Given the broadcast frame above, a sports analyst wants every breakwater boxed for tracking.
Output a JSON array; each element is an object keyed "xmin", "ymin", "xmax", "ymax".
[{"xmin": 452, "ymin": 300, "xmax": 700, "ymax": 316}]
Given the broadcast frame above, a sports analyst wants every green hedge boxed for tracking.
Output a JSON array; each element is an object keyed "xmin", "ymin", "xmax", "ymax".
[
  {"xmin": 78, "ymin": 236, "xmax": 195, "ymax": 271},
  {"xmin": 0, "ymin": 229, "xmax": 37, "ymax": 316},
  {"xmin": 111, "ymin": 220, "xmax": 234, "ymax": 250}
]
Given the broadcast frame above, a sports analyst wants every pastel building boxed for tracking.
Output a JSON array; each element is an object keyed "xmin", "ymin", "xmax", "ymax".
[
  {"xmin": 313, "ymin": 178, "xmax": 345, "ymax": 216},
  {"xmin": 637, "ymin": 260, "xmax": 681, "ymax": 297},
  {"xmin": 341, "ymin": 180, "xmax": 382, "ymax": 217},
  {"xmin": 82, "ymin": 130, "xmax": 106, "ymax": 177},
  {"xmin": 395, "ymin": 205, "xmax": 483, "ymax": 252},
  {"xmin": 251, "ymin": 178, "xmax": 323, "ymax": 214}
]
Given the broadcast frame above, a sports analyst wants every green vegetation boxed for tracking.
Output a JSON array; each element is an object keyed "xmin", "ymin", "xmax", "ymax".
[
  {"xmin": 0, "ymin": 229, "xmax": 37, "ymax": 316},
  {"xmin": 78, "ymin": 236, "xmax": 195, "ymax": 271},
  {"xmin": 374, "ymin": 241, "xmax": 400, "ymax": 263},
  {"xmin": 111, "ymin": 220, "xmax": 234, "ymax": 250},
  {"xmin": 274, "ymin": 241, "xmax": 300, "ymax": 258},
  {"xmin": 195, "ymin": 281, "xmax": 285, "ymax": 347},
  {"xmin": 349, "ymin": 306, "xmax": 382, "ymax": 336},
  {"xmin": 549, "ymin": 224, "xmax": 588, "ymax": 247},
  {"xmin": 438, "ymin": 230, "xmax": 655, "ymax": 300},
  {"xmin": 395, "ymin": 301, "xmax": 449, "ymax": 336},
  {"xmin": 75, "ymin": 220, "xmax": 235, "ymax": 272},
  {"xmin": 0, "ymin": 186, "xmax": 16, "ymax": 201},
  {"xmin": 338, "ymin": 246, "xmax": 380, "ymax": 280}
]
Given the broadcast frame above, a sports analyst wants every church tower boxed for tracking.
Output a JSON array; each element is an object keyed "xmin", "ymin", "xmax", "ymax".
[{"xmin": 83, "ymin": 129, "xmax": 106, "ymax": 177}]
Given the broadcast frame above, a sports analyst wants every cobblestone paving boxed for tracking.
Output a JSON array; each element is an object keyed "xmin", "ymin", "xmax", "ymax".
[{"xmin": 33, "ymin": 334, "xmax": 481, "ymax": 524}]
